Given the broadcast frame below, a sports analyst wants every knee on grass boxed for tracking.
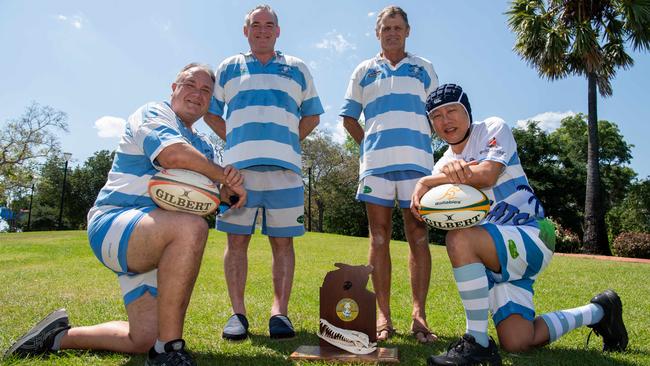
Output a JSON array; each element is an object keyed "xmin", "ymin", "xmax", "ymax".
[
  {"xmin": 129, "ymin": 330, "xmax": 157, "ymax": 354},
  {"xmin": 498, "ymin": 335, "xmax": 535, "ymax": 353}
]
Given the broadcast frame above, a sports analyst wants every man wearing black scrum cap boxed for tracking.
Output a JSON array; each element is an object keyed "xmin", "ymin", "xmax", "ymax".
[{"xmin": 411, "ymin": 84, "xmax": 627, "ymax": 365}]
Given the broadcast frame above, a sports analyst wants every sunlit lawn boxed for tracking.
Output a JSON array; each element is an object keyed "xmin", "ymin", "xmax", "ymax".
[{"xmin": 1, "ymin": 230, "xmax": 649, "ymax": 365}]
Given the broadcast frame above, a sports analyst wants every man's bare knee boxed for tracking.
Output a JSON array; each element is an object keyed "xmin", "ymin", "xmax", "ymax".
[
  {"xmin": 410, "ymin": 234, "xmax": 429, "ymax": 248},
  {"xmin": 227, "ymin": 235, "xmax": 250, "ymax": 255},
  {"xmin": 445, "ymin": 229, "xmax": 472, "ymax": 258},
  {"xmin": 182, "ymin": 214, "xmax": 209, "ymax": 238},
  {"xmin": 369, "ymin": 225, "xmax": 391, "ymax": 246},
  {"xmin": 174, "ymin": 215, "xmax": 209, "ymax": 248},
  {"xmin": 125, "ymin": 294, "xmax": 158, "ymax": 353},
  {"xmin": 499, "ymin": 336, "xmax": 532, "ymax": 353},
  {"xmin": 129, "ymin": 330, "xmax": 156, "ymax": 354}
]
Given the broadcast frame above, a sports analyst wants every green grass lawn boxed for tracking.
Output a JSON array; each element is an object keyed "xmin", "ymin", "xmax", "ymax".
[{"xmin": 1, "ymin": 230, "xmax": 649, "ymax": 365}]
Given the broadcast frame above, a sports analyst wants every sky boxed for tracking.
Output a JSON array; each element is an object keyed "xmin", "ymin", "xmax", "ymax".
[{"xmin": 1, "ymin": 0, "xmax": 648, "ymax": 179}]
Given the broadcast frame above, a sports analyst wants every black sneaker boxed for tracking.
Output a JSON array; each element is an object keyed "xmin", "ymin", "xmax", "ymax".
[
  {"xmin": 428, "ymin": 333, "xmax": 502, "ymax": 366},
  {"xmin": 587, "ymin": 289, "xmax": 628, "ymax": 352},
  {"xmin": 4, "ymin": 308, "xmax": 70, "ymax": 358},
  {"xmin": 145, "ymin": 339, "xmax": 196, "ymax": 366}
]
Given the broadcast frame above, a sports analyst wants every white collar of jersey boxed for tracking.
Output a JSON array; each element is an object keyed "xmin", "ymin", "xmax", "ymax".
[
  {"xmin": 165, "ymin": 101, "xmax": 197, "ymax": 137},
  {"xmin": 375, "ymin": 52, "xmax": 413, "ymax": 65},
  {"xmin": 242, "ymin": 50, "xmax": 283, "ymax": 61}
]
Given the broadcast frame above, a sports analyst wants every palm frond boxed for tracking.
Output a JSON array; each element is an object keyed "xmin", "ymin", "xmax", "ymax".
[{"xmin": 618, "ymin": 0, "xmax": 650, "ymax": 51}]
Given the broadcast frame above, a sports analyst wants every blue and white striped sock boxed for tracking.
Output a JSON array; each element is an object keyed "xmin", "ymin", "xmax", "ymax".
[
  {"xmin": 453, "ymin": 262, "xmax": 490, "ymax": 348},
  {"xmin": 541, "ymin": 303, "xmax": 604, "ymax": 342}
]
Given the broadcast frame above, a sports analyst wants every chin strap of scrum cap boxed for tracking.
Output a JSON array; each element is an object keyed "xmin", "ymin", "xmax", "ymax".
[{"xmin": 448, "ymin": 125, "xmax": 471, "ymax": 146}]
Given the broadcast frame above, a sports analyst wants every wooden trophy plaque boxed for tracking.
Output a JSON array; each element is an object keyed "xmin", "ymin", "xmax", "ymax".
[{"xmin": 290, "ymin": 263, "xmax": 399, "ymax": 363}]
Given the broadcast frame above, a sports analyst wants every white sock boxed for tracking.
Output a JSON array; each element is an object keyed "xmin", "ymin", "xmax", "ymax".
[
  {"xmin": 453, "ymin": 263, "xmax": 490, "ymax": 348},
  {"xmin": 154, "ymin": 339, "xmax": 167, "ymax": 353},
  {"xmin": 541, "ymin": 303, "xmax": 604, "ymax": 342},
  {"xmin": 51, "ymin": 329, "xmax": 68, "ymax": 351}
]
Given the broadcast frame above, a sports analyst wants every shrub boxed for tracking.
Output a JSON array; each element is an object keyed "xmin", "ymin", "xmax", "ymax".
[{"xmin": 612, "ymin": 232, "xmax": 650, "ymax": 259}]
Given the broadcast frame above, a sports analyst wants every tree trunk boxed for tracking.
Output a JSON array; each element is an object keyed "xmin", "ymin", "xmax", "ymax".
[
  {"xmin": 581, "ymin": 73, "xmax": 610, "ymax": 255},
  {"xmin": 316, "ymin": 198, "xmax": 324, "ymax": 233}
]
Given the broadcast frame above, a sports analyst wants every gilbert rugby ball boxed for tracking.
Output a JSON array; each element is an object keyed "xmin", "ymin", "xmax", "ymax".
[
  {"xmin": 148, "ymin": 169, "xmax": 220, "ymax": 216},
  {"xmin": 418, "ymin": 184, "xmax": 490, "ymax": 230}
]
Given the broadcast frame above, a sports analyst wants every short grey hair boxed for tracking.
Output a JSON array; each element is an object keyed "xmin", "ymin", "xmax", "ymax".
[
  {"xmin": 375, "ymin": 5, "xmax": 409, "ymax": 32},
  {"xmin": 175, "ymin": 63, "xmax": 215, "ymax": 84},
  {"xmin": 244, "ymin": 4, "xmax": 278, "ymax": 27}
]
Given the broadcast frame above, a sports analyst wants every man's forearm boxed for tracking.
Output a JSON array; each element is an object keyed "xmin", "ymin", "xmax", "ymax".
[
  {"xmin": 156, "ymin": 142, "xmax": 227, "ymax": 183},
  {"xmin": 299, "ymin": 115, "xmax": 320, "ymax": 140},
  {"xmin": 204, "ymin": 113, "xmax": 227, "ymax": 140},
  {"xmin": 342, "ymin": 117, "xmax": 364, "ymax": 145}
]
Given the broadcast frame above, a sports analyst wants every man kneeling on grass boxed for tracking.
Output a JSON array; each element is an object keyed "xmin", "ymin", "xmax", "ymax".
[
  {"xmin": 410, "ymin": 84, "xmax": 628, "ymax": 366},
  {"xmin": 4, "ymin": 63, "xmax": 246, "ymax": 366}
]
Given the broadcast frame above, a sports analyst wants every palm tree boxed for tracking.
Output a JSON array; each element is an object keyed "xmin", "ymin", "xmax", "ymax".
[{"xmin": 507, "ymin": 0, "xmax": 650, "ymax": 254}]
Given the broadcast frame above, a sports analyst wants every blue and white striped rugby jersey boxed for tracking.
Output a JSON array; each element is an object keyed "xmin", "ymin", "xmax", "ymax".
[
  {"xmin": 340, "ymin": 53, "xmax": 438, "ymax": 179},
  {"xmin": 209, "ymin": 51, "xmax": 324, "ymax": 174},
  {"xmin": 434, "ymin": 118, "xmax": 545, "ymax": 227},
  {"xmin": 90, "ymin": 102, "xmax": 216, "ymax": 215}
]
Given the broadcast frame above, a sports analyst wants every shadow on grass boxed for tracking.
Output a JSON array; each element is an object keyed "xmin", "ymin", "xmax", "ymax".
[
  {"xmin": 503, "ymin": 346, "xmax": 643, "ymax": 366},
  {"xmin": 36, "ymin": 332, "xmax": 643, "ymax": 366},
  {"xmin": 117, "ymin": 334, "xmax": 642, "ymax": 366}
]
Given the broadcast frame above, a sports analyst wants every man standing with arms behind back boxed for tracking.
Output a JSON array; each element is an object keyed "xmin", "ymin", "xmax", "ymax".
[
  {"xmin": 340, "ymin": 6, "xmax": 439, "ymax": 343},
  {"xmin": 204, "ymin": 4, "xmax": 324, "ymax": 341}
]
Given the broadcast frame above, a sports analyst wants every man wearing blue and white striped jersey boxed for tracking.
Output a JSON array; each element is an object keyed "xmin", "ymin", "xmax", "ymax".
[
  {"xmin": 411, "ymin": 84, "xmax": 627, "ymax": 365},
  {"xmin": 340, "ymin": 6, "xmax": 439, "ymax": 343},
  {"xmin": 204, "ymin": 5, "xmax": 323, "ymax": 340},
  {"xmin": 5, "ymin": 64, "xmax": 246, "ymax": 366}
]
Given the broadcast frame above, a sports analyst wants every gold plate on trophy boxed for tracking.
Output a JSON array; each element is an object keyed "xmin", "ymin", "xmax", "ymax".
[{"xmin": 336, "ymin": 298, "xmax": 359, "ymax": 321}]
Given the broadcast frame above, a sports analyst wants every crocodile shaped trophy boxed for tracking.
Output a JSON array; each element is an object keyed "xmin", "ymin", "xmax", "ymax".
[{"xmin": 290, "ymin": 263, "xmax": 399, "ymax": 363}]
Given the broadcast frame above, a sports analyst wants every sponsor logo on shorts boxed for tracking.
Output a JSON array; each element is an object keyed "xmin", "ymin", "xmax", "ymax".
[
  {"xmin": 508, "ymin": 239, "xmax": 519, "ymax": 259},
  {"xmin": 363, "ymin": 186, "xmax": 372, "ymax": 194},
  {"xmin": 297, "ymin": 215, "xmax": 305, "ymax": 224}
]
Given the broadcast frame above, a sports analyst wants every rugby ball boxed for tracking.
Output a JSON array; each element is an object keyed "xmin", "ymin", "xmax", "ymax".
[
  {"xmin": 148, "ymin": 169, "xmax": 220, "ymax": 216},
  {"xmin": 418, "ymin": 184, "xmax": 490, "ymax": 230}
]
